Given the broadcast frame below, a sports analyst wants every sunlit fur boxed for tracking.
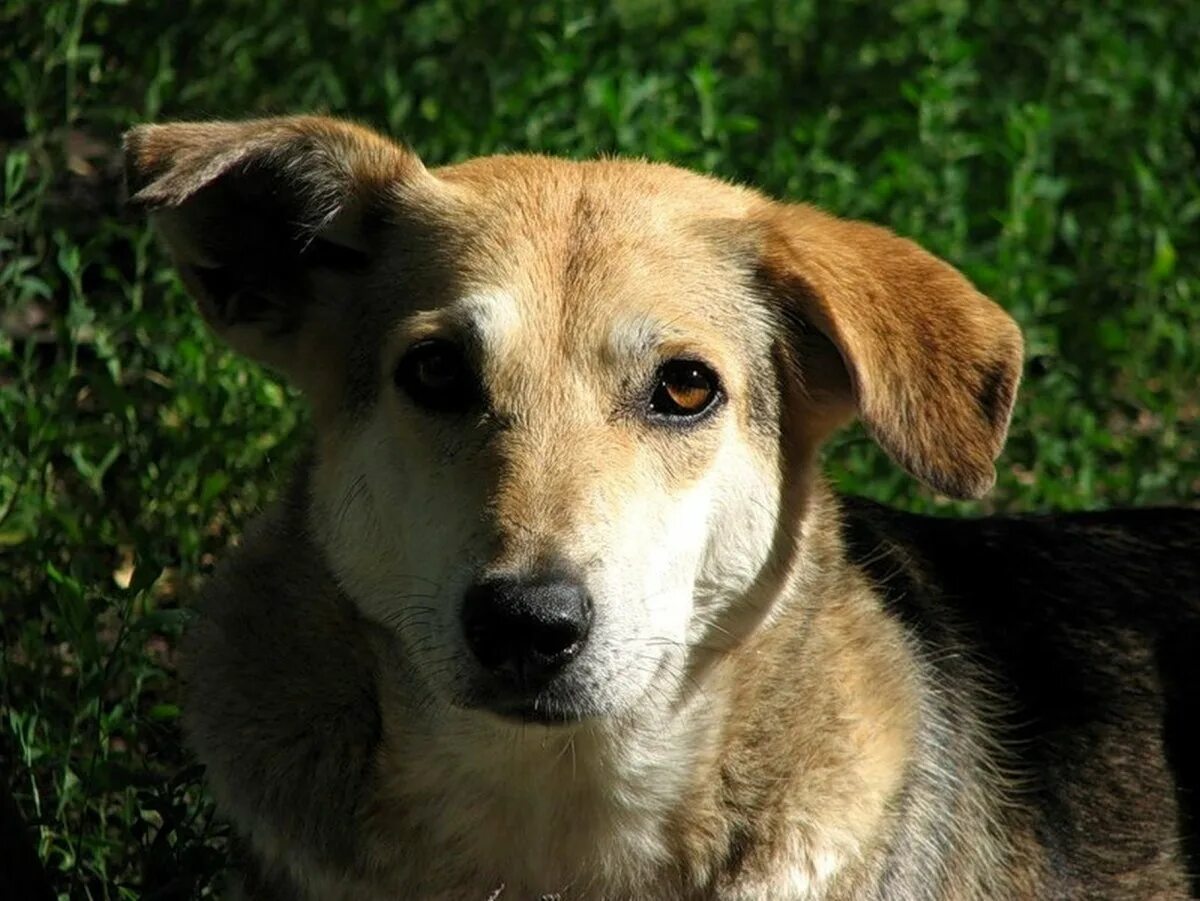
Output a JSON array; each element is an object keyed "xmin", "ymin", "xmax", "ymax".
[{"xmin": 125, "ymin": 116, "xmax": 1197, "ymax": 899}]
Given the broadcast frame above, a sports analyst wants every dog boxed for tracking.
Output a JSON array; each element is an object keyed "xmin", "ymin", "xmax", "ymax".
[{"xmin": 124, "ymin": 116, "xmax": 1200, "ymax": 899}]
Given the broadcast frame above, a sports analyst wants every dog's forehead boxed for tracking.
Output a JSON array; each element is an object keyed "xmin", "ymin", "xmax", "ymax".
[
  {"xmin": 417, "ymin": 155, "xmax": 765, "ymax": 356},
  {"xmin": 430, "ymin": 153, "xmax": 760, "ymax": 219}
]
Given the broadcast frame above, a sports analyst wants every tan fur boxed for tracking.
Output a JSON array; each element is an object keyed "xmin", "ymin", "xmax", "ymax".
[
  {"xmin": 759, "ymin": 206, "xmax": 1022, "ymax": 498},
  {"xmin": 126, "ymin": 116, "xmax": 1188, "ymax": 900}
]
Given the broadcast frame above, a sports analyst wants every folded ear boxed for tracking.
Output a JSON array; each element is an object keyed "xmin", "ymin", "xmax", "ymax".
[
  {"xmin": 759, "ymin": 204, "xmax": 1023, "ymax": 499},
  {"xmin": 124, "ymin": 116, "xmax": 428, "ymax": 378}
]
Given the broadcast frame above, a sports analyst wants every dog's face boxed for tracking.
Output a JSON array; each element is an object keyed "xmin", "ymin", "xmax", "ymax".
[
  {"xmin": 127, "ymin": 117, "xmax": 1022, "ymax": 725},
  {"xmin": 305, "ymin": 160, "xmax": 790, "ymax": 723}
]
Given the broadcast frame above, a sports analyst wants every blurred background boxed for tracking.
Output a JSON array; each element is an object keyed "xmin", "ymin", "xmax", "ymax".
[{"xmin": 1, "ymin": 0, "xmax": 1197, "ymax": 896}]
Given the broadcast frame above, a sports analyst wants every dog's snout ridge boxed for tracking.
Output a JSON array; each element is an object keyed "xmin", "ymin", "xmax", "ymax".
[{"xmin": 461, "ymin": 575, "xmax": 593, "ymax": 686}]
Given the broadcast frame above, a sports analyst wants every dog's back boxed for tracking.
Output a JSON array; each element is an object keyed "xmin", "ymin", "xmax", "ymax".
[{"xmin": 842, "ymin": 498, "xmax": 1200, "ymax": 896}]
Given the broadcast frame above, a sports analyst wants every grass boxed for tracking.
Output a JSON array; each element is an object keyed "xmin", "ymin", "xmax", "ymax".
[{"xmin": 1, "ymin": 0, "xmax": 1197, "ymax": 896}]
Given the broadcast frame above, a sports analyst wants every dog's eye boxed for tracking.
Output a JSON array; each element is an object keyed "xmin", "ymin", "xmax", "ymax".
[
  {"xmin": 648, "ymin": 359, "xmax": 721, "ymax": 420},
  {"xmin": 395, "ymin": 339, "xmax": 478, "ymax": 413}
]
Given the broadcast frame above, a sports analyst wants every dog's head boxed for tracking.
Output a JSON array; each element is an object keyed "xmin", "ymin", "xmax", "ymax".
[{"xmin": 127, "ymin": 116, "xmax": 1021, "ymax": 726}]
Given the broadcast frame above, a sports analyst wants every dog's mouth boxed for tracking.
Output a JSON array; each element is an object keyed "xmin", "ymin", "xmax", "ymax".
[
  {"xmin": 456, "ymin": 681, "xmax": 605, "ymax": 726},
  {"xmin": 491, "ymin": 701, "xmax": 590, "ymax": 726}
]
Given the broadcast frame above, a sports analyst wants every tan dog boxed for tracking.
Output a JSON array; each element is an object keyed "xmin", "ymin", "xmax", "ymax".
[{"xmin": 125, "ymin": 116, "xmax": 1199, "ymax": 899}]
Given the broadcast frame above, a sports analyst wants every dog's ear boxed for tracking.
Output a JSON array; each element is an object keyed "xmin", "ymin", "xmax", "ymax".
[
  {"xmin": 124, "ymin": 116, "xmax": 428, "ymax": 378},
  {"xmin": 759, "ymin": 203, "xmax": 1023, "ymax": 499}
]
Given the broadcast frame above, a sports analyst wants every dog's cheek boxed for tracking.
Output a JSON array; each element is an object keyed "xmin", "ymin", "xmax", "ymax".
[
  {"xmin": 690, "ymin": 440, "xmax": 781, "ymax": 636},
  {"xmin": 585, "ymin": 432, "xmax": 776, "ymax": 656},
  {"xmin": 310, "ymin": 412, "xmax": 484, "ymax": 638},
  {"xmin": 309, "ymin": 418, "xmax": 400, "ymax": 615},
  {"xmin": 591, "ymin": 471, "xmax": 715, "ymax": 653}
]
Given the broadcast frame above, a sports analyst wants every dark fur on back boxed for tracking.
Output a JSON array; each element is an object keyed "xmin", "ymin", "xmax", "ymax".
[{"xmin": 840, "ymin": 497, "xmax": 1200, "ymax": 897}]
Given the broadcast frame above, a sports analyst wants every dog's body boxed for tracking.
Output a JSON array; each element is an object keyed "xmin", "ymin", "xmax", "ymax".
[{"xmin": 124, "ymin": 116, "xmax": 1200, "ymax": 899}]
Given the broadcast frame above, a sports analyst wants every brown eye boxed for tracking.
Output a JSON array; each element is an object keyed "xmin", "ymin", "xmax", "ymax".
[
  {"xmin": 648, "ymin": 359, "xmax": 721, "ymax": 420},
  {"xmin": 395, "ymin": 339, "xmax": 479, "ymax": 413}
]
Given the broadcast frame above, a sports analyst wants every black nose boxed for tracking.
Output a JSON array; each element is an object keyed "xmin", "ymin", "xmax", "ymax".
[{"xmin": 461, "ymin": 576, "xmax": 593, "ymax": 686}]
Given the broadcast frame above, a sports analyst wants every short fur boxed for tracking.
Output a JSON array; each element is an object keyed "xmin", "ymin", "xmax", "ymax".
[{"xmin": 125, "ymin": 116, "xmax": 1200, "ymax": 899}]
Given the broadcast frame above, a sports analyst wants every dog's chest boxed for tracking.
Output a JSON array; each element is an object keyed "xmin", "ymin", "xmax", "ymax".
[{"xmin": 357, "ymin": 717, "xmax": 713, "ymax": 899}]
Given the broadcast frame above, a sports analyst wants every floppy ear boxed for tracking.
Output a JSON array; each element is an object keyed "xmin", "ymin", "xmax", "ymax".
[
  {"xmin": 760, "ymin": 203, "xmax": 1023, "ymax": 499},
  {"xmin": 123, "ymin": 116, "xmax": 428, "ymax": 379}
]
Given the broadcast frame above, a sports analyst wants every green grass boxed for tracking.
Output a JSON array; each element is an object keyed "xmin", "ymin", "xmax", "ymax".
[{"xmin": 1, "ymin": 0, "xmax": 1197, "ymax": 896}]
